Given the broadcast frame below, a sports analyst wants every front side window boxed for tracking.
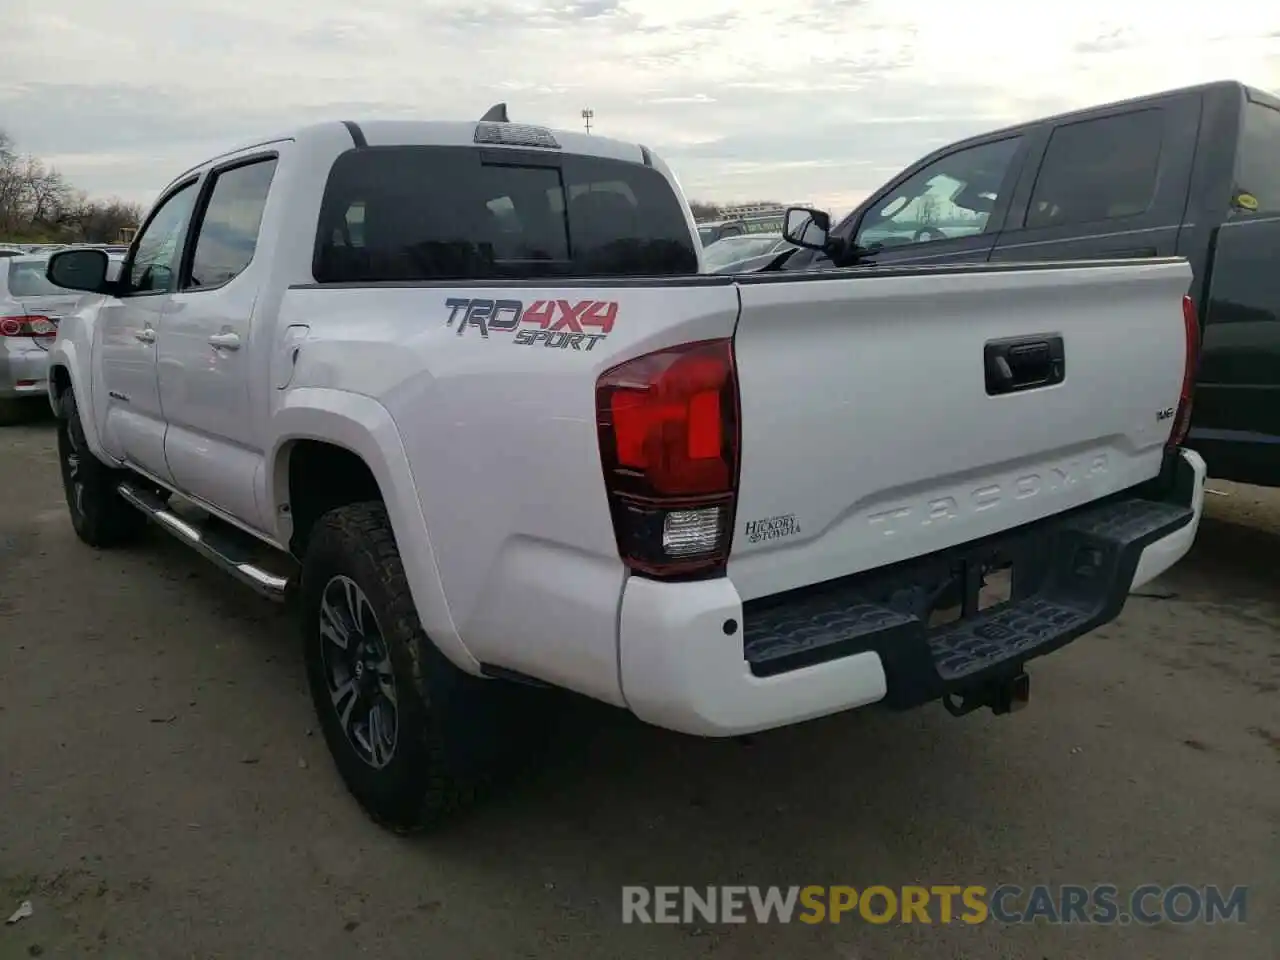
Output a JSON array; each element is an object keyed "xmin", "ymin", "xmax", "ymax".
[
  {"xmin": 186, "ymin": 157, "xmax": 277, "ymax": 289},
  {"xmin": 125, "ymin": 181, "xmax": 199, "ymax": 295},
  {"xmin": 1233, "ymin": 97, "xmax": 1280, "ymax": 216},
  {"xmin": 857, "ymin": 137, "xmax": 1022, "ymax": 250},
  {"xmin": 313, "ymin": 147, "xmax": 698, "ymax": 282},
  {"xmin": 1025, "ymin": 109, "xmax": 1163, "ymax": 229}
]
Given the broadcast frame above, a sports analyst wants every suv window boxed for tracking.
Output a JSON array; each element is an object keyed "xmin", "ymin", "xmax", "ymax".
[
  {"xmin": 1025, "ymin": 109, "xmax": 1163, "ymax": 229},
  {"xmin": 186, "ymin": 157, "xmax": 277, "ymax": 289},
  {"xmin": 126, "ymin": 181, "xmax": 199, "ymax": 295},
  {"xmin": 856, "ymin": 137, "xmax": 1022, "ymax": 249},
  {"xmin": 314, "ymin": 146, "xmax": 698, "ymax": 283},
  {"xmin": 1234, "ymin": 98, "xmax": 1280, "ymax": 215}
]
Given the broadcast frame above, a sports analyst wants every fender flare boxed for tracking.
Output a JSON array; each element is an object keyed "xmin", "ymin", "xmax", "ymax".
[
  {"xmin": 46, "ymin": 339, "xmax": 117, "ymax": 466},
  {"xmin": 267, "ymin": 388, "xmax": 478, "ymax": 674}
]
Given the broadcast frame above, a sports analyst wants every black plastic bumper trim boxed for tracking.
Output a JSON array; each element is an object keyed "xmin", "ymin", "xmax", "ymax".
[{"xmin": 742, "ymin": 457, "xmax": 1198, "ymax": 709}]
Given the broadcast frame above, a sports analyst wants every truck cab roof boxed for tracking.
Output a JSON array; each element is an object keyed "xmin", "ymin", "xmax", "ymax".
[
  {"xmin": 164, "ymin": 119, "xmax": 654, "ymax": 194},
  {"xmin": 929, "ymin": 79, "xmax": 1272, "ymax": 159}
]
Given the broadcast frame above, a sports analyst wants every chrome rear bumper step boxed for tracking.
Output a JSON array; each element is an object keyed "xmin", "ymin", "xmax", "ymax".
[{"xmin": 116, "ymin": 483, "xmax": 291, "ymax": 600}]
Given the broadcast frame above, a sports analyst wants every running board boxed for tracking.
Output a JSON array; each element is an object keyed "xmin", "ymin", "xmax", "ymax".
[{"xmin": 116, "ymin": 483, "xmax": 291, "ymax": 600}]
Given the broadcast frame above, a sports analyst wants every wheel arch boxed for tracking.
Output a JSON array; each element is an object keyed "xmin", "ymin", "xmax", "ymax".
[
  {"xmin": 268, "ymin": 388, "xmax": 476, "ymax": 673},
  {"xmin": 46, "ymin": 340, "xmax": 115, "ymax": 464}
]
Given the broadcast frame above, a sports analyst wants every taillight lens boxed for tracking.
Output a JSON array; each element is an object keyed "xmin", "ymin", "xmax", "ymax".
[
  {"xmin": 0, "ymin": 315, "xmax": 56, "ymax": 338},
  {"xmin": 1169, "ymin": 294, "xmax": 1200, "ymax": 448},
  {"xmin": 596, "ymin": 339, "xmax": 740, "ymax": 579}
]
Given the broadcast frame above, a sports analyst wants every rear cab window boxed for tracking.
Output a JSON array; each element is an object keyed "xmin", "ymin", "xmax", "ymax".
[
  {"xmin": 1232, "ymin": 94, "xmax": 1280, "ymax": 216},
  {"xmin": 1024, "ymin": 110, "xmax": 1163, "ymax": 228},
  {"xmin": 313, "ymin": 147, "xmax": 698, "ymax": 282}
]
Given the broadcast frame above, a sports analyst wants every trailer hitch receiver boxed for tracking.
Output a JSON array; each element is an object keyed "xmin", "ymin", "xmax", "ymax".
[{"xmin": 943, "ymin": 671, "xmax": 1031, "ymax": 717}]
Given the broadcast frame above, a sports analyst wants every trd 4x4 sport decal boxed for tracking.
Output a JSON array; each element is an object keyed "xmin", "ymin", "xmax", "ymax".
[{"xmin": 444, "ymin": 297, "xmax": 618, "ymax": 351}]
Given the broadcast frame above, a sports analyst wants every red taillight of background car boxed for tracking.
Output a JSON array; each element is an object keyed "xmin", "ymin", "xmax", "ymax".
[
  {"xmin": 0, "ymin": 315, "xmax": 56, "ymax": 338},
  {"xmin": 596, "ymin": 338, "xmax": 741, "ymax": 579}
]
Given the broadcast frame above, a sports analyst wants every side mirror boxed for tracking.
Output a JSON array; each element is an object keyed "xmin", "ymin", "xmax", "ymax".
[
  {"xmin": 47, "ymin": 248, "xmax": 110, "ymax": 293},
  {"xmin": 782, "ymin": 207, "xmax": 831, "ymax": 251}
]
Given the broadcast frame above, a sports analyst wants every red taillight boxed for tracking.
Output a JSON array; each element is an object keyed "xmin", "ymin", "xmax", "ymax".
[
  {"xmin": 0, "ymin": 315, "xmax": 56, "ymax": 338},
  {"xmin": 1169, "ymin": 294, "xmax": 1200, "ymax": 448},
  {"xmin": 596, "ymin": 339, "xmax": 740, "ymax": 578}
]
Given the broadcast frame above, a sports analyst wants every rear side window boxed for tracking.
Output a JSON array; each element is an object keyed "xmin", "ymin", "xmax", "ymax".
[
  {"xmin": 1025, "ymin": 109, "xmax": 1163, "ymax": 229},
  {"xmin": 1234, "ymin": 99, "xmax": 1280, "ymax": 215},
  {"xmin": 313, "ymin": 146, "xmax": 698, "ymax": 282},
  {"xmin": 186, "ymin": 157, "xmax": 277, "ymax": 289}
]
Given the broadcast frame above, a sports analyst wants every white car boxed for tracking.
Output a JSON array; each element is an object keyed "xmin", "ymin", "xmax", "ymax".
[
  {"xmin": 41, "ymin": 111, "xmax": 1206, "ymax": 830},
  {"xmin": 701, "ymin": 233, "xmax": 794, "ymax": 273},
  {"xmin": 0, "ymin": 255, "xmax": 90, "ymax": 422}
]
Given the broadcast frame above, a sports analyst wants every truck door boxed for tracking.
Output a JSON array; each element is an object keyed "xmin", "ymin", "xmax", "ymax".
[
  {"xmin": 97, "ymin": 179, "xmax": 200, "ymax": 481},
  {"xmin": 840, "ymin": 133, "xmax": 1030, "ymax": 268},
  {"xmin": 157, "ymin": 152, "xmax": 279, "ymax": 530},
  {"xmin": 990, "ymin": 93, "xmax": 1202, "ymax": 263}
]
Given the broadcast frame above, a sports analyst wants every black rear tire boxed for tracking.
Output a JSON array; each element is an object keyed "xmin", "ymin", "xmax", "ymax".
[
  {"xmin": 57, "ymin": 389, "xmax": 147, "ymax": 547},
  {"xmin": 300, "ymin": 501, "xmax": 526, "ymax": 831}
]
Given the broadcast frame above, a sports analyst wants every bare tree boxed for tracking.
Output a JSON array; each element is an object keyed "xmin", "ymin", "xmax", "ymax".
[
  {"xmin": 63, "ymin": 196, "xmax": 145, "ymax": 243},
  {"xmin": 0, "ymin": 128, "xmax": 140, "ymax": 242},
  {"xmin": 917, "ymin": 195, "xmax": 941, "ymax": 226},
  {"xmin": 688, "ymin": 200, "xmax": 721, "ymax": 221}
]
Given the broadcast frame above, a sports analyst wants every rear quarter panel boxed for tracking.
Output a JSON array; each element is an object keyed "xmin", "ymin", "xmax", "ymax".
[
  {"xmin": 1189, "ymin": 215, "xmax": 1280, "ymax": 480},
  {"xmin": 275, "ymin": 280, "xmax": 740, "ymax": 703}
]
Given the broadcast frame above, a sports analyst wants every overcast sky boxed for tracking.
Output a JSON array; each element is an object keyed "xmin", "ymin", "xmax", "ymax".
[{"xmin": 3, "ymin": 0, "xmax": 1278, "ymax": 215}]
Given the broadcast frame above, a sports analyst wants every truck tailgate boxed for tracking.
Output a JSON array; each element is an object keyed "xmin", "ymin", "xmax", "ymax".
[{"xmin": 728, "ymin": 260, "xmax": 1192, "ymax": 601}]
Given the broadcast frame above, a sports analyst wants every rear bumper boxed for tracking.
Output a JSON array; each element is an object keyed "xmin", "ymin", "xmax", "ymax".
[
  {"xmin": 0, "ymin": 339, "xmax": 51, "ymax": 398},
  {"xmin": 618, "ymin": 447, "xmax": 1206, "ymax": 737}
]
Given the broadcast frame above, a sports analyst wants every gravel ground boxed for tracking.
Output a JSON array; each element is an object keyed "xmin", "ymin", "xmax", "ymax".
[{"xmin": 1, "ymin": 411, "xmax": 1277, "ymax": 960}]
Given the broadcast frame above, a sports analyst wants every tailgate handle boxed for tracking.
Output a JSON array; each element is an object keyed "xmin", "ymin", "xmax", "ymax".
[{"xmin": 985, "ymin": 335, "xmax": 1065, "ymax": 396}]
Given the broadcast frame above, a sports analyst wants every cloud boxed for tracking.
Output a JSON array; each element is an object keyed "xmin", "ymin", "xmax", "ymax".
[{"xmin": 1, "ymin": 0, "xmax": 1278, "ymax": 215}]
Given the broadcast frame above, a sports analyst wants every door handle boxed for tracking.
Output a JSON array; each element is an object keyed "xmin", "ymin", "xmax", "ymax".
[
  {"xmin": 208, "ymin": 331, "xmax": 241, "ymax": 350},
  {"xmin": 135, "ymin": 328, "xmax": 156, "ymax": 344},
  {"xmin": 985, "ymin": 335, "xmax": 1065, "ymax": 395}
]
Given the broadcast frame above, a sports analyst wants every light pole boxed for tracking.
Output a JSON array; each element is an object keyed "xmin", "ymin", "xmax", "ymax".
[{"xmin": 581, "ymin": 109, "xmax": 594, "ymax": 134}]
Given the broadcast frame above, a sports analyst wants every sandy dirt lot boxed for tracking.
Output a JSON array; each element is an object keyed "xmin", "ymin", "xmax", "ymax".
[{"xmin": 2, "ymin": 411, "xmax": 1277, "ymax": 959}]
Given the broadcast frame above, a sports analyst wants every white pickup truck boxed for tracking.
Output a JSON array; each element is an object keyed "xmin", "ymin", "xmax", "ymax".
[{"xmin": 42, "ymin": 110, "xmax": 1206, "ymax": 830}]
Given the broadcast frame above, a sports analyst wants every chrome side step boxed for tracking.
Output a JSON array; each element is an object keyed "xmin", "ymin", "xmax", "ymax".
[{"xmin": 116, "ymin": 483, "xmax": 291, "ymax": 600}]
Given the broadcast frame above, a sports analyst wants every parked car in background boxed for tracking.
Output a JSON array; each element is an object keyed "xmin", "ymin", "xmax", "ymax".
[
  {"xmin": 696, "ymin": 214, "xmax": 785, "ymax": 246},
  {"xmin": 701, "ymin": 233, "xmax": 794, "ymax": 272},
  {"xmin": 0, "ymin": 247, "xmax": 25, "ymax": 259},
  {"xmin": 0, "ymin": 255, "xmax": 85, "ymax": 422},
  {"xmin": 776, "ymin": 80, "xmax": 1280, "ymax": 488}
]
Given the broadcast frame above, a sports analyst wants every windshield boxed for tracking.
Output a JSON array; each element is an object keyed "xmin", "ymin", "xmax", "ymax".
[
  {"xmin": 6, "ymin": 259, "xmax": 59, "ymax": 297},
  {"xmin": 701, "ymin": 235, "xmax": 783, "ymax": 270},
  {"xmin": 314, "ymin": 146, "xmax": 698, "ymax": 282}
]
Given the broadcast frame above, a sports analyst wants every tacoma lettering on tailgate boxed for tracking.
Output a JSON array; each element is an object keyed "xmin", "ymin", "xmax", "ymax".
[
  {"xmin": 444, "ymin": 297, "xmax": 617, "ymax": 351},
  {"xmin": 867, "ymin": 454, "xmax": 1110, "ymax": 538}
]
